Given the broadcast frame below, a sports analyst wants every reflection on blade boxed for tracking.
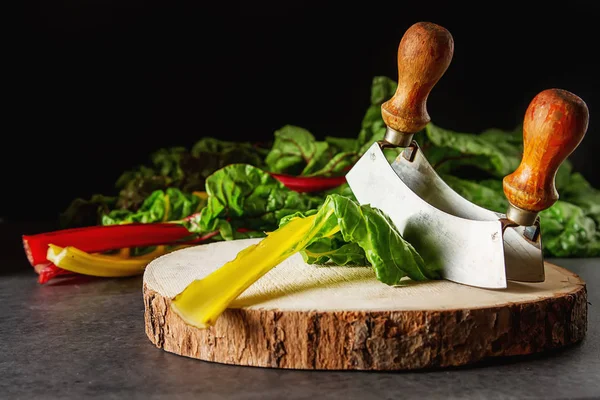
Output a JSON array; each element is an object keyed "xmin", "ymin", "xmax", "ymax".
[
  {"xmin": 346, "ymin": 143, "xmax": 508, "ymax": 289},
  {"xmin": 390, "ymin": 143, "xmax": 544, "ymax": 283}
]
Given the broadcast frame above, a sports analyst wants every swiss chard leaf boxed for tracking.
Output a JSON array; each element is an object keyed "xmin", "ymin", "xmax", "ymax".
[
  {"xmin": 306, "ymin": 151, "xmax": 358, "ymax": 177},
  {"xmin": 264, "ymin": 125, "xmax": 369, "ymax": 177},
  {"xmin": 185, "ymin": 163, "xmax": 324, "ymax": 239},
  {"xmin": 264, "ymin": 125, "xmax": 325, "ymax": 176},
  {"xmin": 102, "ymin": 188, "xmax": 204, "ymax": 225},
  {"xmin": 423, "ymin": 123, "xmax": 522, "ymax": 178},
  {"xmin": 370, "ymin": 75, "xmax": 398, "ymax": 105},
  {"xmin": 300, "ymin": 141, "xmax": 332, "ymax": 176},
  {"xmin": 354, "ymin": 77, "xmax": 404, "ymax": 163},
  {"xmin": 540, "ymin": 200, "xmax": 600, "ymax": 257},
  {"xmin": 301, "ymin": 234, "xmax": 368, "ymax": 266},
  {"xmin": 325, "ymin": 136, "xmax": 359, "ymax": 153},
  {"xmin": 111, "ymin": 139, "xmax": 268, "ymax": 213},
  {"xmin": 264, "ymin": 77, "xmax": 401, "ymax": 177},
  {"xmin": 562, "ymin": 172, "xmax": 600, "ymax": 226},
  {"xmin": 281, "ymin": 194, "xmax": 439, "ymax": 285},
  {"xmin": 357, "ymin": 76, "xmax": 398, "ymax": 147}
]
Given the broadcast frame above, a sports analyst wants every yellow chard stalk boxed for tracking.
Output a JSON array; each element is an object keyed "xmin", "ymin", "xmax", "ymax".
[
  {"xmin": 171, "ymin": 209, "xmax": 339, "ymax": 329},
  {"xmin": 47, "ymin": 244, "xmax": 185, "ymax": 278},
  {"xmin": 170, "ymin": 193, "xmax": 436, "ymax": 330}
]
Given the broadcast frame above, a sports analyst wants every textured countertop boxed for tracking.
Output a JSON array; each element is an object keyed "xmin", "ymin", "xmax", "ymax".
[{"xmin": 1, "ymin": 222, "xmax": 599, "ymax": 400}]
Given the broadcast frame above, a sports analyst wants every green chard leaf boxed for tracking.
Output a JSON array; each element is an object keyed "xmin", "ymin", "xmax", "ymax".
[
  {"xmin": 305, "ymin": 151, "xmax": 358, "ymax": 177},
  {"xmin": 325, "ymin": 136, "xmax": 359, "ymax": 153},
  {"xmin": 354, "ymin": 76, "xmax": 404, "ymax": 163},
  {"xmin": 185, "ymin": 164, "xmax": 324, "ymax": 240},
  {"xmin": 540, "ymin": 200, "xmax": 600, "ymax": 257},
  {"xmin": 369, "ymin": 76, "xmax": 398, "ymax": 106},
  {"xmin": 302, "ymin": 234, "xmax": 368, "ymax": 266},
  {"xmin": 114, "ymin": 166, "xmax": 173, "ymax": 211},
  {"xmin": 423, "ymin": 123, "xmax": 522, "ymax": 178},
  {"xmin": 109, "ymin": 139, "xmax": 268, "ymax": 214},
  {"xmin": 281, "ymin": 194, "xmax": 439, "ymax": 285},
  {"xmin": 561, "ymin": 172, "xmax": 600, "ymax": 225},
  {"xmin": 264, "ymin": 125, "xmax": 365, "ymax": 177},
  {"xmin": 357, "ymin": 76, "xmax": 397, "ymax": 146},
  {"xmin": 300, "ymin": 141, "xmax": 332, "ymax": 176},
  {"xmin": 102, "ymin": 188, "xmax": 204, "ymax": 225},
  {"xmin": 264, "ymin": 125, "xmax": 325, "ymax": 176}
]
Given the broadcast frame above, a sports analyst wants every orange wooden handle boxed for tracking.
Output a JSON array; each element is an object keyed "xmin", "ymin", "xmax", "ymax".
[
  {"xmin": 503, "ymin": 89, "xmax": 589, "ymax": 213},
  {"xmin": 381, "ymin": 21, "xmax": 454, "ymax": 134}
]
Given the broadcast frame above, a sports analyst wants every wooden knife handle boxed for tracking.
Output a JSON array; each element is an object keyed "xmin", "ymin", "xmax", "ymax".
[
  {"xmin": 381, "ymin": 21, "xmax": 454, "ymax": 143},
  {"xmin": 503, "ymin": 88, "xmax": 589, "ymax": 225}
]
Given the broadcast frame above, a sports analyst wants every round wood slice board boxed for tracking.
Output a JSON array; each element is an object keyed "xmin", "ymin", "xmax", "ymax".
[{"xmin": 143, "ymin": 238, "xmax": 587, "ymax": 371}]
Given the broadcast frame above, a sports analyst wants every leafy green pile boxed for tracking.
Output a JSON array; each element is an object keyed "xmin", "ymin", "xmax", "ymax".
[
  {"xmin": 61, "ymin": 76, "xmax": 600, "ymax": 258},
  {"xmin": 59, "ymin": 139, "xmax": 271, "ymax": 227},
  {"xmin": 60, "ymin": 76, "xmax": 401, "ymax": 229},
  {"xmin": 102, "ymin": 164, "xmax": 351, "ymax": 243}
]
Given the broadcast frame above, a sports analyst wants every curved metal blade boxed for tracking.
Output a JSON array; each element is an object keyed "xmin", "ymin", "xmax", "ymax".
[
  {"xmin": 390, "ymin": 143, "xmax": 544, "ymax": 283},
  {"xmin": 346, "ymin": 143, "xmax": 508, "ymax": 289}
]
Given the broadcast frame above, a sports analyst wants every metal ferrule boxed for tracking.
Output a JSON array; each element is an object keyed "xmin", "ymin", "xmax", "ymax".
[
  {"xmin": 384, "ymin": 126, "xmax": 414, "ymax": 148},
  {"xmin": 506, "ymin": 204, "xmax": 539, "ymax": 227}
]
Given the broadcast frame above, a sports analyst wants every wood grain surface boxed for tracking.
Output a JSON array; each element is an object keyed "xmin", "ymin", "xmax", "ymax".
[{"xmin": 143, "ymin": 238, "xmax": 587, "ymax": 370}]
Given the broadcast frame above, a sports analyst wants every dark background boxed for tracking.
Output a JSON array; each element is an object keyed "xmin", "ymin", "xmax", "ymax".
[{"xmin": 9, "ymin": 1, "xmax": 600, "ymax": 223}]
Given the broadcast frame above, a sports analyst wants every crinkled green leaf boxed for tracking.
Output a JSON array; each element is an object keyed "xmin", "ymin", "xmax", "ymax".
[
  {"xmin": 282, "ymin": 194, "xmax": 439, "ymax": 285},
  {"xmin": 540, "ymin": 200, "xmax": 600, "ymax": 257},
  {"xmin": 301, "ymin": 141, "xmax": 331, "ymax": 175},
  {"xmin": 264, "ymin": 125, "xmax": 323, "ymax": 175},
  {"xmin": 301, "ymin": 234, "xmax": 367, "ymax": 266},
  {"xmin": 105, "ymin": 139, "xmax": 267, "ymax": 215},
  {"xmin": 264, "ymin": 125, "xmax": 360, "ymax": 178},
  {"xmin": 187, "ymin": 164, "xmax": 323, "ymax": 239},
  {"xmin": 150, "ymin": 147, "xmax": 188, "ymax": 182},
  {"xmin": 562, "ymin": 172, "xmax": 600, "ymax": 226},
  {"xmin": 102, "ymin": 188, "xmax": 202, "ymax": 225},
  {"xmin": 369, "ymin": 76, "xmax": 398, "ymax": 106},
  {"xmin": 555, "ymin": 159, "xmax": 574, "ymax": 193}
]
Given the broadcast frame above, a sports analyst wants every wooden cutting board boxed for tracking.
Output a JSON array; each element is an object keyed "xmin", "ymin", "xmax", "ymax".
[{"xmin": 143, "ymin": 238, "xmax": 587, "ymax": 371}]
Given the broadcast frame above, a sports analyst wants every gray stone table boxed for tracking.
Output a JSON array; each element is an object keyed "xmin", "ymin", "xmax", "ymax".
[{"xmin": 1, "ymin": 222, "xmax": 599, "ymax": 399}]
